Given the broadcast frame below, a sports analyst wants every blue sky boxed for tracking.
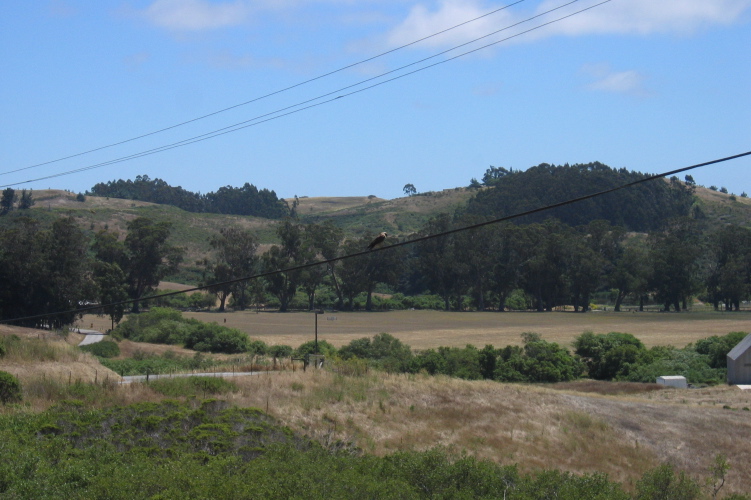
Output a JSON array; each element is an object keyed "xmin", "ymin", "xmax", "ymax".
[{"xmin": 1, "ymin": 0, "xmax": 750, "ymax": 200}]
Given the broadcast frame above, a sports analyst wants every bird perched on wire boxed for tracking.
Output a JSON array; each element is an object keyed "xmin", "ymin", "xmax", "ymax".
[{"xmin": 367, "ymin": 232, "xmax": 387, "ymax": 250}]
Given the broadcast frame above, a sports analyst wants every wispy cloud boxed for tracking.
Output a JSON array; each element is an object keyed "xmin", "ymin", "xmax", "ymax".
[
  {"xmin": 583, "ymin": 63, "xmax": 649, "ymax": 97},
  {"xmin": 386, "ymin": 0, "xmax": 516, "ymax": 48},
  {"xmin": 141, "ymin": 0, "xmax": 253, "ymax": 31},
  {"xmin": 382, "ymin": 0, "xmax": 751, "ymax": 49},
  {"xmin": 538, "ymin": 0, "xmax": 751, "ymax": 36}
]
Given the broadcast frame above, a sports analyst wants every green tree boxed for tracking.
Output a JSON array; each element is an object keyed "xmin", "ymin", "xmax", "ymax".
[
  {"xmin": 649, "ymin": 218, "xmax": 704, "ymax": 311},
  {"xmin": 205, "ymin": 227, "xmax": 259, "ymax": 312},
  {"xmin": 0, "ymin": 188, "xmax": 16, "ymax": 214},
  {"xmin": 93, "ymin": 261, "xmax": 128, "ymax": 330},
  {"xmin": 18, "ymin": 190, "xmax": 34, "ymax": 210},
  {"xmin": 124, "ymin": 217, "xmax": 183, "ymax": 312},
  {"xmin": 416, "ymin": 214, "xmax": 463, "ymax": 311},
  {"xmin": 608, "ymin": 235, "xmax": 650, "ymax": 311},
  {"xmin": 43, "ymin": 217, "xmax": 95, "ymax": 328},
  {"xmin": 298, "ymin": 222, "xmax": 341, "ymax": 310},
  {"xmin": 706, "ymin": 225, "xmax": 751, "ymax": 311},
  {"xmin": 261, "ymin": 219, "xmax": 306, "ymax": 312}
]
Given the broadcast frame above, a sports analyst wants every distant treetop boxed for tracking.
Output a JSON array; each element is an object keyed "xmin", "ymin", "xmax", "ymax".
[
  {"xmin": 89, "ymin": 175, "xmax": 288, "ymax": 219},
  {"xmin": 466, "ymin": 162, "xmax": 695, "ymax": 232}
]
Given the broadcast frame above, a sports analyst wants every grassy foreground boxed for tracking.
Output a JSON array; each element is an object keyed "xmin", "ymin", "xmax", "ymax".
[{"xmin": 2, "ymin": 324, "xmax": 751, "ymax": 497}]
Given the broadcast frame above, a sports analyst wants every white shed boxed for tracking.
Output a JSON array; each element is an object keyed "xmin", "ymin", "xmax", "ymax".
[
  {"xmin": 656, "ymin": 376, "xmax": 687, "ymax": 388},
  {"xmin": 727, "ymin": 333, "xmax": 751, "ymax": 385}
]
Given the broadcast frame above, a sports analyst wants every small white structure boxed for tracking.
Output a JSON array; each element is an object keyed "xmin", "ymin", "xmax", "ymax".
[
  {"xmin": 656, "ymin": 375, "xmax": 688, "ymax": 389},
  {"xmin": 727, "ymin": 333, "xmax": 751, "ymax": 385}
]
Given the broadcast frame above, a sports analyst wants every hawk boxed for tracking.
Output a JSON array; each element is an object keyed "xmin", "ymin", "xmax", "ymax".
[{"xmin": 367, "ymin": 232, "xmax": 387, "ymax": 250}]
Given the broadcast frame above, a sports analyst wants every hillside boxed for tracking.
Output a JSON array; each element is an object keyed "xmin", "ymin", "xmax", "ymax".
[
  {"xmin": 2, "ymin": 324, "xmax": 751, "ymax": 495},
  {"xmin": 293, "ymin": 187, "xmax": 475, "ymax": 236},
  {"xmin": 692, "ymin": 184, "xmax": 751, "ymax": 226},
  {"xmin": 4, "ymin": 176, "xmax": 751, "ymax": 286}
]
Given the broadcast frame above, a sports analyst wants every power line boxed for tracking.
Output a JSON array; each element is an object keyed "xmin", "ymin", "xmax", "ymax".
[
  {"xmin": 2, "ymin": 149, "xmax": 748, "ymax": 326},
  {"xmin": 1, "ymin": 0, "xmax": 529, "ymax": 178},
  {"xmin": 2, "ymin": 0, "xmax": 607, "ymax": 189}
]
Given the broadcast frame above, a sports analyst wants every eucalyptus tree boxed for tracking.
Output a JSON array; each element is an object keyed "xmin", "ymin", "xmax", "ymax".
[
  {"xmin": 205, "ymin": 226, "xmax": 259, "ymax": 312},
  {"xmin": 648, "ymin": 218, "xmax": 704, "ymax": 311},
  {"xmin": 124, "ymin": 217, "xmax": 183, "ymax": 312}
]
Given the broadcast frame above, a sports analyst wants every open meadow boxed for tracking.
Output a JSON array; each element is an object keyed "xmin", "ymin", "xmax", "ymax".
[{"xmin": 81, "ymin": 309, "xmax": 751, "ymax": 351}]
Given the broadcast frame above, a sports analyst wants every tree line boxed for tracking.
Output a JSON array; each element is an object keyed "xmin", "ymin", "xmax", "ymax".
[
  {"xmin": 2, "ymin": 210, "xmax": 750, "ymax": 329},
  {"xmin": 89, "ymin": 175, "xmax": 288, "ymax": 219},
  {"xmin": 0, "ymin": 216, "xmax": 183, "ymax": 328},
  {"xmin": 226, "ymin": 214, "xmax": 750, "ymax": 315}
]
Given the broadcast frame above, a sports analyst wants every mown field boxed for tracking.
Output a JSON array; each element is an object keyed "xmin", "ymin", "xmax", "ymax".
[{"xmin": 81, "ymin": 309, "xmax": 751, "ymax": 351}]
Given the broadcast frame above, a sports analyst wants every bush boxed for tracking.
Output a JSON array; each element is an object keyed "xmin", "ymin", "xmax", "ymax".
[
  {"xmin": 693, "ymin": 332, "xmax": 748, "ymax": 369},
  {"xmin": 573, "ymin": 332, "xmax": 646, "ymax": 380},
  {"xmin": 79, "ymin": 340, "xmax": 120, "ymax": 358},
  {"xmin": 0, "ymin": 371, "xmax": 22, "ymax": 404},
  {"xmin": 294, "ymin": 340, "xmax": 337, "ymax": 358},
  {"xmin": 339, "ymin": 333, "xmax": 413, "ymax": 372},
  {"xmin": 268, "ymin": 344, "xmax": 293, "ymax": 358},
  {"xmin": 622, "ymin": 349, "xmax": 724, "ymax": 385},
  {"xmin": 184, "ymin": 323, "xmax": 250, "ymax": 354},
  {"xmin": 635, "ymin": 464, "xmax": 701, "ymax": 500}
]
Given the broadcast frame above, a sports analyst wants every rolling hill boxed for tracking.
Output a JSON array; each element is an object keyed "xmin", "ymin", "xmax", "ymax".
[{"xmin": 3, "ymin": 173, "xmax": 750, "ymax": 285}]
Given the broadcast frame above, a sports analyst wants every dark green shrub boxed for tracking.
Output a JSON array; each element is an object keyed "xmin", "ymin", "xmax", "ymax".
[
  {"xmin": 339, "ymin": 333, "xmax": 413, "ymax": 372},
  {"xmin": 621, "ymin": 348, "xmax": 724, "ymax": 385},
  {"xmin": 0, "ymin": 371, "xmax": 22, "ymax": 404},
  {"xmin": 573, "ymin": 331, "xmax": 646, "ymax": 380},
  {"xmin": 635, "ymin": 464, "xmax": 700, "ymax": 500},
  {"xmin": 693, "ymin": 332, "xmax": 748, "ymax": 368},
  {"xmin": 80, "ymin": 340, "xmax": 120, "ymax": 358},
  {"xmin": 294, "ymin": 340, "xmax": 337, "ymax": 357}
]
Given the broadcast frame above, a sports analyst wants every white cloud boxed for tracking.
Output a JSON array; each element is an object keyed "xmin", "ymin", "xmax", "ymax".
[
  {"xmin": 142, "ymin": 0, "xmax": 252, "ymax": 31},
  {"xmin": 383, "ymin": 0, "xmax": 751, "ymax": 49},
  {"xmin": 386, "ymin": 0, "xmax": 517, "ymax": 48},
  {"xmin": 537, "ymin": 0, "xmax": 751, "ymax": 37}
]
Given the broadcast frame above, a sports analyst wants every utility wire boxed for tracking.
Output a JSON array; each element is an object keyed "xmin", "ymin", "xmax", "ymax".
[
  {"xmin": 2, "ymin": 0, "xmax": 529, "ymax": 177},
  {"xmin": 2, "ymin": 0, "xmax": 606, "ymax": 189},
  {"xmin": 2, "ymin": 149, "xmax": 749, "ymax": 326}
]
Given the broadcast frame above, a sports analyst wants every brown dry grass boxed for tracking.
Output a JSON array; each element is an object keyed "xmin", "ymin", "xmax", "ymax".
[
  {"xmin": 89, "ymin": 309, "xmax": 751, "ymax": 351},
  {"xmin": 214, "ymin": 369, "xmax": 751, "ymax": 494},
  {"xmin": 3, "ymin": 322, "xmax": 751, "ymax": 494},
  {"xmin": 288, "ymin": 196, "xmax": 387, "ymax": 215}
]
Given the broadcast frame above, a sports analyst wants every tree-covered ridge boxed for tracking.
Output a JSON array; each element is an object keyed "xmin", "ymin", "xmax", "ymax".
[
  {"xmin": 89, "ymin": 175, "xmax": 288, "ymax": 219},
  {"xmin": 467, "ymin": 162, "xmax": 696, "ymax": 231}
]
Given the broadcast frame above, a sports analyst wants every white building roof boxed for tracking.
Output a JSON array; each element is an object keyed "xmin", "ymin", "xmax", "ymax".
[{"xmin": 728, "ymin": 333, "xmax": 751, "ymax": 361}]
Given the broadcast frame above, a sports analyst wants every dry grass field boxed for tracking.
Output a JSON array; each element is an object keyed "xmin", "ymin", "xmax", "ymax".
[
  {"xmin": 178, "ymin": 369, "xmax": 751, "ymax": 495},
  {"xmin": 77, "ymin": 309, "xmax": 751, "ymax": 351},
  {"xmin": 3, "ymin": 319, "xmax": 751, "ymax": 495}
]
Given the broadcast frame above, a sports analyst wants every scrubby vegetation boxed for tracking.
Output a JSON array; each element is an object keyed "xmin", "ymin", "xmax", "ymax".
[
  {"xmin": 112, "ymin": 308, "xmax": 259, "ymax": 354},
  {"xmin": 0, "ymin": 397, "xmax": 737, "ymax": 499},
  {"xmin": 79, "ymin": 339, "xmax": 120, "ymax": 358},
  {"xmin": 0, "ymin": 371, "xmax": 22, "ymax": 404}
]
